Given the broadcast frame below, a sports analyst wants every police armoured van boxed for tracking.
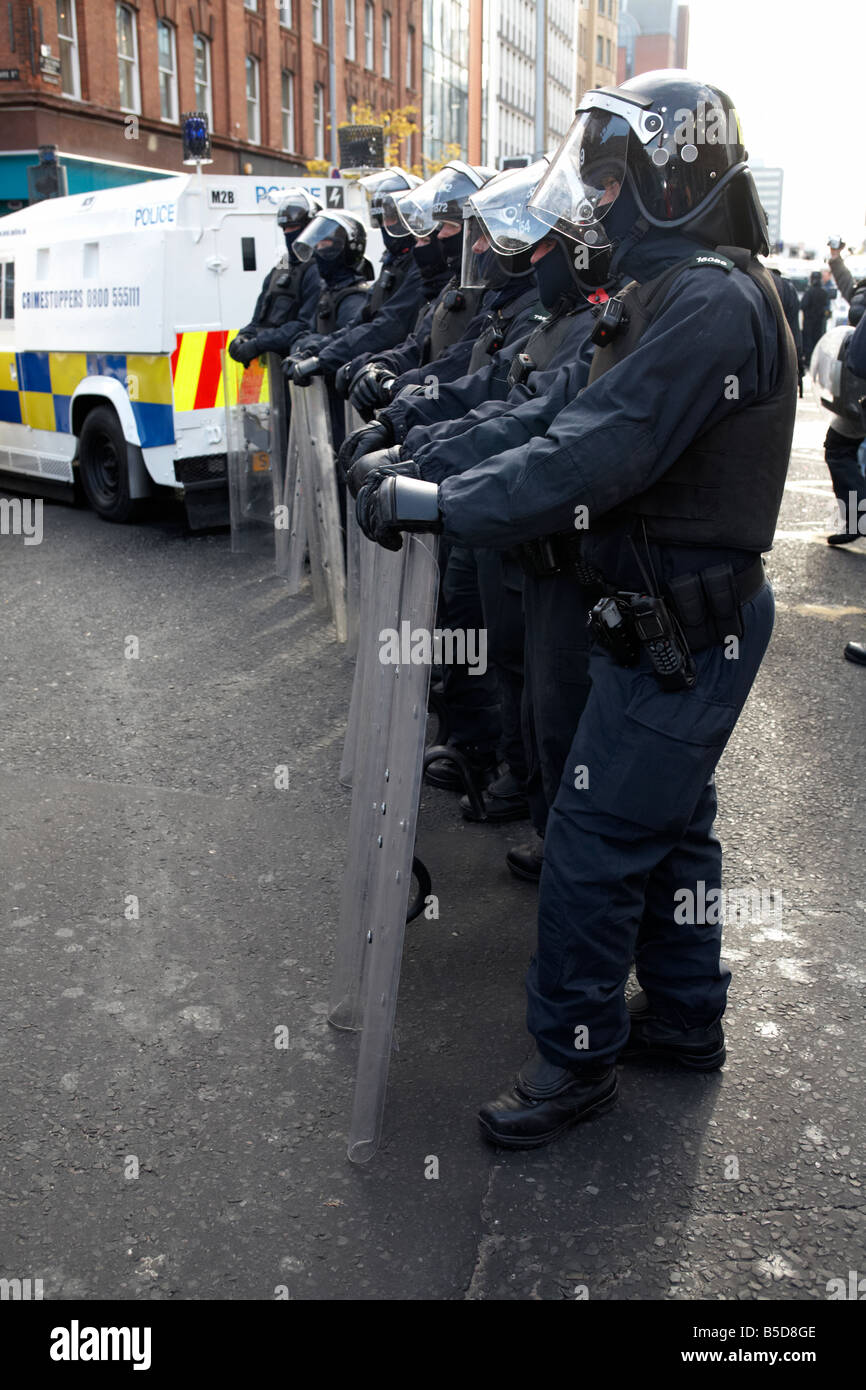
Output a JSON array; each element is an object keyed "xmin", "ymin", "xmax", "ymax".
[{"xmin": 0, "ymin": 172, "xmax": 371, "ymax": 527}]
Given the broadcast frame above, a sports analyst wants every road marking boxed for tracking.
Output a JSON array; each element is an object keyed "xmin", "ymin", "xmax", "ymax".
[{"xmin": 775, "ymin": 600, "xmax": 866, "ymax": 620}]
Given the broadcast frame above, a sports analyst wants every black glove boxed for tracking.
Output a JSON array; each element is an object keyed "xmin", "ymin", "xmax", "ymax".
[
  {"xmin": 355, "ymin": 470, "xmax": 442, "ymax": 552},
  {"xmin": 346, "ymin": 446, "xmax": 418, "ymax": 499},
  {"xmin": 334, "ymin": 362, "xmax": 355, "ymax": 399},
  {"xmin": 292, "ymin": 356, "xmax": 323, "ymax": 387},
  {"xmin": 283, "ymin": 352, "xmax": 321, "ymax": 383},
  {"xmin": 336, "ymin": 418, "xmax": 395, "ymax": 481},
  {"xmin": 350, "ymin": 363, "xmax": 398, "ymax": 415},
  {"xmin": 229, "ymin": 335, "xmax": 260, "ymax": 366}
]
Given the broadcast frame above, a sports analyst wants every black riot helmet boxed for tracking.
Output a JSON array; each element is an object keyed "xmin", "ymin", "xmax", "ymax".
[
  {"xmin": 276, "ymin": 188, "xmax": 322, "ymax": 232},
  {"xmin": 461, "ymin": 157, "xmax": 551, "ymax": 288},
  {"xmin": 529, "ymin": 70, "xmax": 770, "ymax": 257},
  {"xmin": 396, "ymin": 160, "xmax": 495, "ymax": 237},
  {"xmin": 292, "ymin": 211, "xmax": 367, "ymax": 270},
  {"xmin": 359, "ymin": 167, "xmax": 422, "ymax": 242}
]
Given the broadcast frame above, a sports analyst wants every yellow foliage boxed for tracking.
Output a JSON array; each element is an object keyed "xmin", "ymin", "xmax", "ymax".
[{"xmin": 418, "ymin": 142, "xmax": 463, "ymax": 176}]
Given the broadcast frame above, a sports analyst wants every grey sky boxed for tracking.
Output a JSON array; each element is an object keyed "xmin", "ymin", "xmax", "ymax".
[{"xmin": 685, "ymin": 0, "xmax": 863, "ymax": 251}]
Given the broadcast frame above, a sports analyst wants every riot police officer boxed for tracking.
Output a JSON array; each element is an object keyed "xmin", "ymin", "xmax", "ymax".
[
  {"xmin": 228, "ymin": 190, "xmax": 322, "ymax": 366},
  {"xmin": 281, "ymin": 210, "xmax": 372, "ymax": 447},
  {"xmin": 285, "ymin": 170, "xmax": 426, "ymax": 379},
  {"xmin": 355, "ymin": 71, "xmax": 797, "ymax": 1147},
  {"xmin": 344, "ymin": 161, "xmax": 614, "ymax": 858},
  {"xmin": 343, "ymin": 162, "xmax": 501, "ymax": 415}
]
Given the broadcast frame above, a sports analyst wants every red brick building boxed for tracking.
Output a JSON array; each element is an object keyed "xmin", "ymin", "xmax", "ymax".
[{"xmin": 0, "ymin": 1, "xmax": 422, "ymax": 211}]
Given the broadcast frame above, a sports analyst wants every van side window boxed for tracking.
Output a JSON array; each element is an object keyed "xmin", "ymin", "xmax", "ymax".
[{"xmin": 0, "ymin": 262, "xmax": 14, "ymax": 321}]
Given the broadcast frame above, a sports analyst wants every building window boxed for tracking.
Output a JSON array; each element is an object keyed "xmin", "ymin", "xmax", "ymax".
[
  {"xmin": 157, "ymin": 22, "xmax": 177, "ymax": 122},
  {"xmin": 596, "ymin": 34, "xmax": 603, "ymax": 64},
  {"xmin": 406, "ymin": 24, "xmax": 414, "ymax": 86},
  {"xmin": 281, "ymin": 69, "xmax": 295, "ymax": 152},
  {"xmin": 346, "ymin": 0, "xmax": 355, "ymax": 61},
  {"xmin": 313, "ymin": 83, "xmax": 325, "ymax": 158},
  {"xmin": 279, "ymin": 0, "xmax": 292, "ymax": 24},
  {"xmin": 116, "ymin": 4, "xmax": 140, "ymax": 113},
  {"xmin": 364, "ymin": 1, "xmax": 374, "ymax": 69},
  {"xmin": 56, "ymin": 1, "xmax": 80, "ymax": 99},
  {"xmin": 1, "ymin": 262, "xmax": 14, "ymax": 321},
  {"xmin": 606, "ymin": 37, "xmax": 611, "ymax": 67},
  {"xmin": 244, "ymin": 0, "xmax": 257, "ymax": 10},
  {"xmin": 382, "ymin": 11, "xmax": 391, "ymax": 79},
  {"xmin": 193, "ymin": 34, "xmax": 212, "ymax": 127},
  {"xmin": 312, "ymin": 0, "xmax": 323, "ymax": 44},
  {"xmin": 246, "ymin": 56, "xmax": 260, "ymax": 144}
]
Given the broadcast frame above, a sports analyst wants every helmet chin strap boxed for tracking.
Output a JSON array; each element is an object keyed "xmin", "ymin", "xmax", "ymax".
[{"xmin": 608, "ymin": 216, "xmax": 649, "ymax": 277}]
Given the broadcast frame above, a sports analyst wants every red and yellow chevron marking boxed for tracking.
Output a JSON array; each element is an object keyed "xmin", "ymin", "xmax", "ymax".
[{"xmin": 170, "ymin": 331, "xmax": 270, "ymax": 412}]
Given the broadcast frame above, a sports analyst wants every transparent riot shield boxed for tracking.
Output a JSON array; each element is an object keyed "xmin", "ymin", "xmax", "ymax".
[
  {"xmin": 344, "ymin": 402, "xmax": 366, "ymax": 660},
  {"xmin": 223, "ymin": 351, "xmax": 286, "ymax": 562},
  {"xmin": 289, "ymin": 379, "xmax": 348, "ymax": 642},
  {"xmin": 329, "ymin": 533, "xmax": 440, "ymax": 1163},
  {"xmin": 280, "ymin": 409, "xmax": 308, "ymax": 593},
  {"xmin": 338, "ymin": 513, "xmax": 379, "ymax": 789}
]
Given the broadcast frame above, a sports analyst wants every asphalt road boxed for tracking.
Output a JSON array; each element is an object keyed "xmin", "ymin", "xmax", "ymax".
[{"xmin": 1, "ymin": 394, "xmax": 864, "ymax": 1301}]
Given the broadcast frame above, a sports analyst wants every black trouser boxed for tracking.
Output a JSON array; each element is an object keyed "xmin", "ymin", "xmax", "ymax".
[
  {"xmin": 521, "ymin": 568, "xmax": 593, "ymax": 834},
  {"xmin": 439, "ymin": 541, "xmax": 501, "ymax": 753},
  {"xmin": 824, "ymin": 426, "xmax": 866, "ymax": 533}
]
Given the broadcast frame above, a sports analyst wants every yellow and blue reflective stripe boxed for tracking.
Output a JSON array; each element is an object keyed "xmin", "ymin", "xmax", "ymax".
[{"xmin": 0, "ymin": 338, "xmax": 269, "ymax": 442}]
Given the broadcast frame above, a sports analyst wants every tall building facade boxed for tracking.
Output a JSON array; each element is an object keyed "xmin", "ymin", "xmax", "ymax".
[
  {"xmin": 577, "ymin": 0, "xmax": 620, "ymax": 102},
  {"xmin": 0, "ymin": 0, "xmax": 422, "ymax": 213},
  {"xmin": 751, "ymin": 165, "xmax": 784, "ymax": 249},
  {"xmin": 477, "ymin": 0, "xmax": 577, "ymax": 169},
  {"xmin": 422, "ymin": 0, "xmax": 471, "ymax": 166},
  {"xmin": 616, "ymin": 0, "xmax": 689, "ymax": 83}
]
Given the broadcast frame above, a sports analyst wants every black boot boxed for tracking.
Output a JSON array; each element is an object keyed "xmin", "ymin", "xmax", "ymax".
[
  {"xmin": 827, "ymin": 530, "xmax": 861, "ymax": 545},
  {"xmin": 844, "ymin": 641, "xmax": 866, "ymax": 666},
  {"xmin": 424, "ymin": 740, "xmax": 498, "ymax": 792},
  {"xmin": 459, "ymin": 766, "xmax": 530, "ymax": 823},
  {"xmin": 618, "ymin": 991, "xmax": 726, "ymax": 1070},
  {"xmin": 505, "ymin": 831, "xmax": 544, "ymax": 881},
  {"xmin": 478, "ymin": 1049, "xmax": 618, "ymax": 1150}
]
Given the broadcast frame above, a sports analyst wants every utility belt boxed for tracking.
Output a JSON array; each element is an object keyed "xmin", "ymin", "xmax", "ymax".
[{"xmin": 517, "ymin": 532, "xmax": 766, "ymax": 688}]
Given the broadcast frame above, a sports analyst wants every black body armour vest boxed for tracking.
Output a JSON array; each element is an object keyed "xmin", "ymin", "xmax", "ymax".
[
  {"xmin": 506, "ymin": 301, "xmax": 586, "ymax": 387},
  {"xmin": 586, "ymin": 247, "xmax": 797, "ymax": 553},
  {"xmin": 427, "ymin": 281, "xmax": 484, "ymax": 362},
  {"xmin": 316, "ymin": 279, "xmax": 371, "ymax": 335},
  {"xmin": 364, "ymin": 252, "xmax": 412, "ymax": 319},
  {"xmin": 467, "ymin": 285, "xmax": 543, "ymax": 373},
  {"xmin": 259, "ymin": 258, "xmax": 305, "ymax": 327}
]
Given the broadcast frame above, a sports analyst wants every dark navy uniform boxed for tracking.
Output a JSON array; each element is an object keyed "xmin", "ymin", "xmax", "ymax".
[
  {"xmin": 400, "ymin": 305, "xmax": 600, "ymax": 828},
  {"xmin": 434, "ymin": 237, "xmax": 796, "ymax": 1066},
  {"xmin": 316, "ymin": 252, "xmax": 424, "ymax": 372}
]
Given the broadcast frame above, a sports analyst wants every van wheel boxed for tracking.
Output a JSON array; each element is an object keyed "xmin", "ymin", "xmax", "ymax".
[{"xmin": 78, "ymin": 406, "xmax": 141, "ymax": 523}]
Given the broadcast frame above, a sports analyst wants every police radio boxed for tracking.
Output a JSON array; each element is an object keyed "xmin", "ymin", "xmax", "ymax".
[
  {"xmin": 443, "ymin": 289, "xmax": 465, "ymax": 312},
  {"xmin": 590, "ymin": 295, "xmax": 628, "ymax": 347}
]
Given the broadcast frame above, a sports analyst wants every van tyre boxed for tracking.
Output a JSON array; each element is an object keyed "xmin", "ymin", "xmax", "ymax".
[{"xmin": 78, "ymin": 406, "xmax": 141, "ymax": 523}]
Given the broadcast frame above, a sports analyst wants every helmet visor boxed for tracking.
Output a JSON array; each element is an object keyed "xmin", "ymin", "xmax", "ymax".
[
  {"xmin": 293, "ymin": 214, "xmax": 350, "ymax": 264},
  {"xmin": 460, "ymin": 212, "xmax": 531, "ymax": 289},
  {"xmin": 396, "ymin": 163, "xmax": 483, "ymax": 236},
  {"xmin": 378, "ymin": 191, "xmax": 412, "ymax": 239},
  {"xmin": 465, "ymin": 158, "xmax": 550, "ymax": 256},
  {"xmin": 529, "ymin": 109, "xmax": 630, "ymax": 248}
]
